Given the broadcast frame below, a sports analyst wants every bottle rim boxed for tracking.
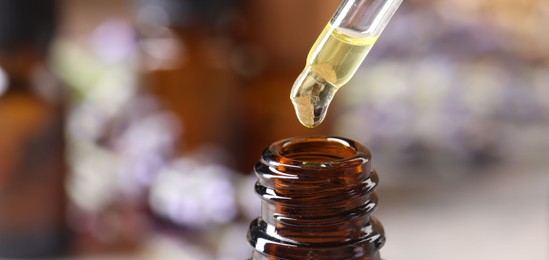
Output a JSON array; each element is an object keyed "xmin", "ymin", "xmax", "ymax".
[{"xmin": 261, "ymin": 136, "xmax": 371, "ymax": 169}]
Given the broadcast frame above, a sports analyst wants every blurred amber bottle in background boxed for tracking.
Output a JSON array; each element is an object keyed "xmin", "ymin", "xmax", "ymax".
[
  {"xmin": 137, "ymin": 0, "xmax": 242, "ymax": 164},
  {"xmin": 136, "ymin": 0, "xmax": 342, "ymax": 173},
  {"xmin": 0, "ymin": 0, "xmax": 69, "ymax": 257}
]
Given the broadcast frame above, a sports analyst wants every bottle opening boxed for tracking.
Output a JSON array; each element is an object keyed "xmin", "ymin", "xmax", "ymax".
[{"xmin": 271, "ymin": 136, "xmax": 367, "ymax": 164}]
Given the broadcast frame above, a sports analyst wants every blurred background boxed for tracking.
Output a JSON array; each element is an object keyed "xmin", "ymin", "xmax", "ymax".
[{"xmin": 0, "ymin": 0, "xmax": 547, "ymax": 259}]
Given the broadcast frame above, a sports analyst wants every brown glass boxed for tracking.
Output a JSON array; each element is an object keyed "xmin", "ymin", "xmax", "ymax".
[
  {"xmin": 248, "ymin": 136, "xmax": 385, "ymax": 260},
  {"xmin": 0, "ymin": 1, "xmax": 66, "ymax": 255}
]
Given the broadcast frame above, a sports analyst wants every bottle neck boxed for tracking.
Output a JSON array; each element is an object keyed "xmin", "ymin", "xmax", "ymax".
[
  {"xmin": 0, "ymin": 50, "xmax": 45, "ymax": 89},
  {"xmin": 0, "ymin": 51, "xmax": 44, "ymax": 80},
  {"xmin": 248, "ymin": 137, "xmax": 385, "ymax": 260}
]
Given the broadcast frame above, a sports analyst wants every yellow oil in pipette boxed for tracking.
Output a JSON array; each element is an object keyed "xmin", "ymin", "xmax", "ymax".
[
  {"xmin": 291, "ymin": 23, "xmax": 379, "ymax": 128},
  {"xmin": 290, "ymin": 0, "xmax": 403, "ymax": 128}
]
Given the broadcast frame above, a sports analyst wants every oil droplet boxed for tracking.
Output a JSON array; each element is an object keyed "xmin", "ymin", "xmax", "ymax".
[{"xmin": 290, "ymin": 67, "xmax": 337, "ymax": 128}]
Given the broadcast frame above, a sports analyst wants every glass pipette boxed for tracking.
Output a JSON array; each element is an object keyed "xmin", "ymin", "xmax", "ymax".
[{"xmin": 291, "ymin": 0, "xmax": 403, "ymax": 128}]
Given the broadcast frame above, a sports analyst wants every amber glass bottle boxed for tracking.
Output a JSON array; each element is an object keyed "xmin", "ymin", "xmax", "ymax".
[
  {"xmin": 137, "ymin": 0, "xmax": 241, "ymax": 156},
  {"xmin": 0, "ymin": 0, "xmax": 68, "ymax": 257},
  {"xmin": 248, "ymin": 136, "xmax": 385, "ymax": 260}
]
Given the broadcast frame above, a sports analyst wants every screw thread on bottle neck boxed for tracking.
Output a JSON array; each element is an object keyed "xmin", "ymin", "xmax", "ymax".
[{"xmin": 248, "ymin": 136, "xmax": 385, "ymax": 260}]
